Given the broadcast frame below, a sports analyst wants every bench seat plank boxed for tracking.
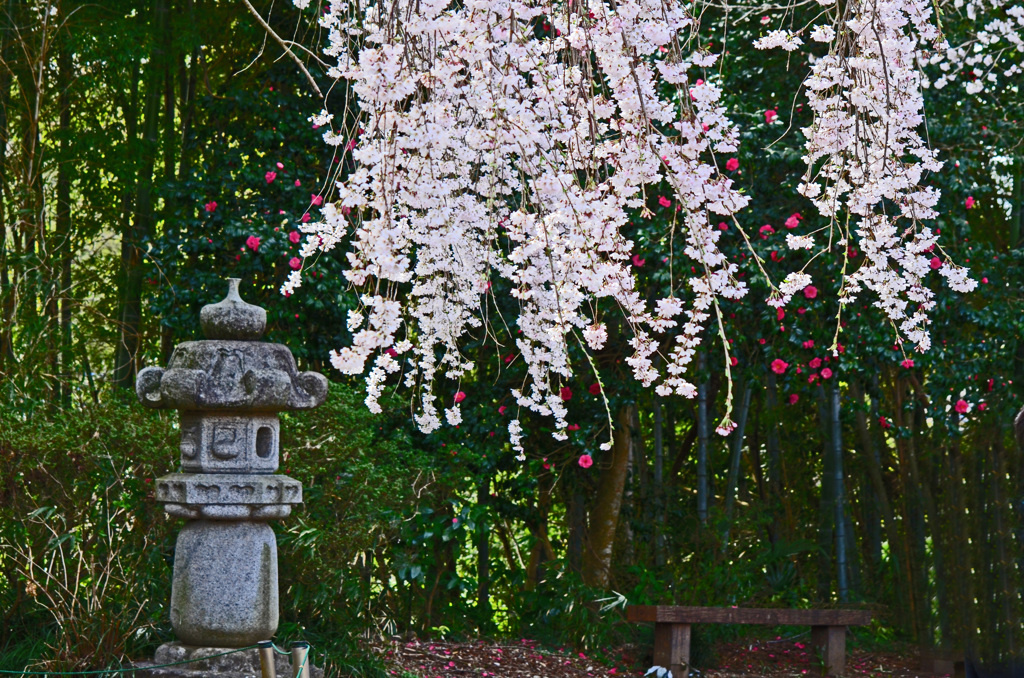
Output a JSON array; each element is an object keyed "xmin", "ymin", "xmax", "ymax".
[{"xmin": 628, "ymin": 605, "xmax": 871, "ymax": 627}]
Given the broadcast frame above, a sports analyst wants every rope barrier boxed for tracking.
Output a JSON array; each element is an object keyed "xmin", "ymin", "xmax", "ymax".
[{"xmin": 0, "ymin": 641, "xmax": 314, "ymax": 678}]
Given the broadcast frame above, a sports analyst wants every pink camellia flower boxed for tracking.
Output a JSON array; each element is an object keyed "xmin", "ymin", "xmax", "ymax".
[
  {"xmin": 979, "ymin": 402, "xmax": 987, "ymax": 411},
  {"xmin": 901, "ymin": 359, "xmax": 914, "ymax": 368},
  {"xmin": 567, "ymin": 423, "xmax": 581, "ymax": 431},
  {"xmin": 718, "ymin": 222, "xmax": 728, "ymax": 230},
  {"xmin": 770, "ymin": 359, "xmax": 789, "ymax": 374},
  {"xmin": 982, "ymin": 277, "xmax": 989, "ymax": 283},
  {"xmin": 345, "ymin": 139, "xmax": 357, "ymax": 151},
  {"xmin": 821, "ymin": 367, "xmax": 833, "ymax": 379},
  {"xmin": 265, "ymin": 171, "xmax": 277, "ymax": 184},
  {"xmin": 276, "ymin": 161, "xmax": 284, "ymax": 169},
  {"xmin": 776, "ymin": 308, "xmax": 785, "ymax": 321},
  {"xmin": 301, "ymin": 213, "xmax": 311, "ymax": 223},
  {"xmin": 632, "ymin": 254, "xmax": 646, "ymax": 267},
  {"xmin": 765, "ymin": 110, "xmax": 779, "ymax": 124},
  {"xmin": 559, "ymin": 386, "xmax": 573, "ymax": 401},
  {"xmin": 452, "ymin": 518, "xmax": 459, "ymax": 525},
  {"xmin": 803, "ymin": 285, "xmax": 818, "ymax": 299},
  {"xmin": 578, "ymin": 454, "xmax": 594, "ymax": 469},
  {"xmin": 504, "ymin": 353, "xmax": 514, "ymax": 364},
  {"xmin": 289, "ymin": 231, "xmax": 301, "ymax": 244},
  {"xmin": 204, "ymin": 201, "xmax": 218, "ymax": 212},
  {"xmin": 965, "ymin": 196, "xmax": 976, "ymax": 209},
  {"xmin": 759, "ymin": 224, "xmax": 775, "ymax": 236},
  {"xmin": 930, "ymin": 257, "xmax": 942, "ymax": 270},
  {"xmin": 311, "ymin": 194, "xmax": 324, "ymax": 206},
  {"xmin": 245, "ymin": 235, "xmax": 261, "ymax": 252},
  {"xmin": 797, "ymin": 307, "xmax": 806, "ymax": 315},
  {"xmin": 589, "ymin": 382, "xmax": 601, "ymax": 395},
  {"xmin": 498, "ymin": 405, "xmax": 507, "ymax": 415},
  {"xmin": 809, "ymin": 357, "xmax": 822, "ymax": 369},
  {"xmin": 954, "ymin": 399, "xmax": 969, "ymax": 414},
  {"xmin": 288, "ymin": 257, "xmax": 302, "ymax": 270},
  {"xmin": 385, "ymin": 347, "xmax": 398, "ymax": 357},
  {"xmin": 294, "ymin": 179, "xmax": 301, "ymax": 187},
  {"xmin": 725, "ymin": 157, "xmax": 739, "ymax": 172},
  {"xmin": 802, "ymin": 340, "xmax": 814, "ymax": 349},
  {"xmin": 658, "ymin": 196, "xmax": 672, "ymax": 208},
  {"xmin": 454, "ymin": 391, "xmax": 467, "ymax": 404},
  {"xmin": 784, "ymin": 213, "xmax": 802, "ymax": 229},
  {"xmin": 787, "ymin": 394, "xmax": 799, "ymax": 405}
]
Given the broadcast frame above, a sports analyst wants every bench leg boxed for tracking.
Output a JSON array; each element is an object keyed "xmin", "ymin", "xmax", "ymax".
[
  {"xmin": 811, "ymin": 625, "xmax": 847, "ymax": 676},
  {"xmin": 653, "ymin": 622, "xmax": 691, "ymax": 678}
]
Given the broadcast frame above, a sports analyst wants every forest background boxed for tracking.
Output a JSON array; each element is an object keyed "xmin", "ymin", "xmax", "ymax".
[{"xmin": 1, "ymin": 0, "xmax": 1023, "ymax": 674}]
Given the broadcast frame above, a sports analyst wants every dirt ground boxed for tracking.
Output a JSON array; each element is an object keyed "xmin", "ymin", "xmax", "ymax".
[{"xmin": 375, "ymin": 635, "xmax": 952, "ymax": 678}]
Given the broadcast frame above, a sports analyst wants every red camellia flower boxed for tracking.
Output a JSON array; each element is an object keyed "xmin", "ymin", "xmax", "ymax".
[
  {"xmin": 809, "ymin": 357, "xmax": 822, "ymax": 369},
  {"xmin": 632, "ymin": 254, "xmax": 646, "ymax": 267},
  {"xmin": 930, "ymin": 256, "xmax": 942, "ymax": 269},
  {"xmin": 454, "ymin": 391, "xmax": 467, "ymax": 404},
  {"xmin": 770, "ymin": 359, "xmax": 789, "ymax": 374},
  {"xmin": 901, "ymin": 359, "xmax": 914, "ymax": 368},
  {"xmin": 784, "ymin": 213, "xmax": 802, "ymax": 229},
  {"xmin": 289, "ymin": 231, "xmax": 301, "ymax": 244},
  {"xmin": 802, "ymin": 339, "xmax": 814, "ymax": 349},
  {"xmin": 764, "ymin": 109, "xmax": 777, "ymax": 124},
  {"xmin": 567, "ymin": 424, "xmax": 581, "ymax": 431},
  {"xmin": 588, "ymin": 383, "xmax": 601, "ymax": 395},
  {"xmin": 879, "ymin": 416, "xmax": 891, "ymax": 429},
  {"xmin": 559, "ymin": 386, "xmax": 573, "ymax": 401},
  {"xmin": 578, "ymin": 454, "xmax": 594, "ymax": 469},
  {"xmin": 725, "ymin": 157, "xmax": 739, "ymax": 172},
  {"xmin": 965, "ymin": 196, "xmax": 976, "ymax": 209},
  {"xmin": 787, "ymin": 394, "xmax": 799, "ymax": 405},
  {"xmin": 204, "ymin": 201, "xmax": 218, "ymax": 212},
  {"xmin": 759, "ymin": 224, "xmax": 775, "ymax": 236},
  {"xmin": 718, "ymin": 222, "xmax": 728, "ymax": 230},
  {"xmin": 803, "ymin": 285, "xmax": 818, "ymax": 299},
  {"xmin": 979, "ymin": 402, "xmax": 987, "ymax": 411},
  {"xmin": 289, "ymin": 257, "xmax": 302, "ymax": 270},
  {"xmin": 821, "ymin": 367, "xmax": 833, "ymax": 379},
  {"xmin": 954, "ymin": 399, "xmax": 969, "ymax": 413},
  {"xmin": 265, "ymin": 170, "xmax": 277, "ymax": 184},
  {"xmin": 498, "ymin": 405, "xmax": 507, "ymax": 415},
  {"xmin": 276, "ymin": 161, "xmax": 284, "ymax": 169},
  {"xmin": 295, "ymin": 179, "xmax": 301, "ymax": 187},
  {"xmin": 245, "ymin": 235, "xmax": 261, "ymax": 252},
  {"xmin": 776, "ymin": 308, "xmax": 785, "ymax": 321},
  {"xmin": 730, "ymin": 356, "xmax": 739, "ymax": 366},
  {"xmin": 311, "ymin": 194, "xmax": 324, "ymax": 206},
  {"xmin": 658, "ymin": 196, "xmax": 671, "ymax": 208}
]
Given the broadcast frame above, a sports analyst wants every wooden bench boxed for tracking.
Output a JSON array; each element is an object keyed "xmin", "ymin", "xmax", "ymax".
[{"xmin": 627, "ymin": 606, "xmax": 872, "ymax": 677}]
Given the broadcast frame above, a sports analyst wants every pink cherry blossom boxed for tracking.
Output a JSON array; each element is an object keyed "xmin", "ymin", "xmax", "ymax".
[
  {"xmin": 265, "ymin": 171, "xmax": 277, "ymax": 184},
  {"xmin": 725, "ymin": 157, "xmax": 739, "ymax": 172},
  {"xmin": 204, "ymin": 201, "xmax": 218, "ymax": 212},
  {"xmin": 289, "ymin": 257, "xmax": 302, "ymax": 270},
  {"xmin": 246, "ymin": 235, "xmax": 261, "ymax": 252},
  {"xmin": 770, "ymin": 359, "xmax": 789, "ymax": 374},
  {"xmin": 578, "ymin": 454, "xmax": 593, "ymax": 469},
  {"xmin": 289, "ymin": 231, "xmax": 301, "ymax": 244}
]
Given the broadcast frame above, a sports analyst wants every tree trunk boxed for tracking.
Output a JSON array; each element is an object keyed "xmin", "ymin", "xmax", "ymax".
[
  {"xmin": 55, "ymin": 31, "xmax": 73, "ymax": 408},
  {"xmin": 653, "ymin": 393, "xmax": 666, "ymax": 567},
  {"xmin": 583, "ymin": 403, "xmax": 637, "ymax": 589},
  {"xmin": 697, "ymin": 353, "xmax": 710, "ymax": 524},
  {"xmin": 722, "ymin": 380, "xmax": 753, "ymax": 551},
  {"xmin": 476, "ymin": 477, "xmax": 492, "ymax": 631},
  {"xmin": 830, "ymin": 383, "xmax": 849, "ymax": 602}
]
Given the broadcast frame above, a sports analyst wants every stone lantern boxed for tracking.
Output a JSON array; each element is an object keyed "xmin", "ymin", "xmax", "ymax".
[{"xmin": 137, "ymin": 278, "xmax": 327, "ymax": 648}]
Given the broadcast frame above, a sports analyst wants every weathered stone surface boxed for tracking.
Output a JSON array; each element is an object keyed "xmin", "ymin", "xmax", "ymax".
[
  {"xmin": 171, "ymin": 521, "xmax": 279, "ymax": 647},
  {"xmin": 135, "ymin": 643, "xmax": 322, "ymax": 678},
  {"xmin": 200, "ymin": 278, "xmax": 267, "ymax": 341},
  {"xmin": 136, "ymin": 342, "xmax": 327, "ymax": 412},
  {"xmin": 179, "ymin": 413, "xmax": 280, "ymax": 474},
  {"xmin": 163, "ymin": 503, "xmax": 293, "ymax": 521},
  {"xmin": 156, "ymin": 473, "xmax": 302, "ymax": 511}
]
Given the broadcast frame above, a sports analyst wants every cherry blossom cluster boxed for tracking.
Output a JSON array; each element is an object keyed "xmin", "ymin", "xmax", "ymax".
[
  {"xmin": 764, "ymin": 0, "xmax": 979, "ymax": 352},
  {"xmin": 924, "ymin": 0, "xmax": 1024, "ymax": 93},
  {"xmin": 289, "ymin": 0, "xmax": 749, "ymax": 450}
]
